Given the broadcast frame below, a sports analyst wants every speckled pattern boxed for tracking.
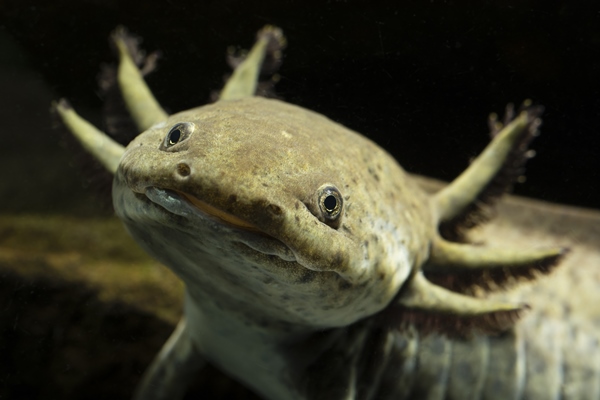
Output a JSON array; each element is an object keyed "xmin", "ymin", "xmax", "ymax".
[{"xmin": 115, "ymin": 98, "xmax": 433, "ymax": 329}]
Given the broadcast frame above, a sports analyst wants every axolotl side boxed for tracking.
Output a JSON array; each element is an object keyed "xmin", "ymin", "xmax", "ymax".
[{"xmin": 55, "ymin": 27, "xmax": 600, "ymax": 400}]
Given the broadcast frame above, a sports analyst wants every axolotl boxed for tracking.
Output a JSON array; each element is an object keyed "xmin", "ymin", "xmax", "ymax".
[{"xmin": 55, "ymin": 26, "xmax": 600, "ymax": 400}]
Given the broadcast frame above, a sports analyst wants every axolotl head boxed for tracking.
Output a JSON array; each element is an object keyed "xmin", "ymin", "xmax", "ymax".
[{"xmin": 113, "ymin": 97, "xmax": 434, "ymax": 329}]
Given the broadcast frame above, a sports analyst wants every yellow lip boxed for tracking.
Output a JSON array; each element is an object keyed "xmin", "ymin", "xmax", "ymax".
[{"xmin": 175, "ymin": 190, "xmax": 260, "ymax": 232}]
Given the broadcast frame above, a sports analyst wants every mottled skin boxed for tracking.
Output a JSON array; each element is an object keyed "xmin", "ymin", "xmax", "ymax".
[
  {"xmin": 377, "ymin": 186, "xmax": 600, "ymax": 399},
  {"xmin": 54, "ymin": 27, "xmax": 600, "ymax": 400},
  {"xmin": 122, "ymin": 97, "xmax": 432, "ymax": 316}
]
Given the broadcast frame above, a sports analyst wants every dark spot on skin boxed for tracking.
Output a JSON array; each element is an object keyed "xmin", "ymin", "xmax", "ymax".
[
  {"xmin": 128, "ymin": 176, "xmax": 140, "ymax": 187},
  {"xmin": 267, "ymin": 204, "xmax": 282, "ymax": 215},
  {"xmin": 378, "ymin": 272, "xmax": 386, "ymax": 281},
  {"xmin": 227, "ymin": 194, "xmax": 237, "ymax": 204},
  {"xmin": 295, "ymin": 215, "xmax": 300, "ymax": 222},
  {"xmin": 295, "ymin": 202, "xmax": 300, "ymax": 210},
  {"xmin": 363, "ymin": 240, "xmax": 369, "ymax": 248},
  {"xmin": 368, "ymin": 166, "xmax": 380, "ymax": 182},
  {"xmin": 176, "ymin": 163, "xmax": 191, "ymax": 177},
  {"xmin": 338, "ymin": 280, "xmax": 352, "ymax": 291},
  {"xmin": 298, "ymin": 271, "xmax": 316, "ymax": 284}
]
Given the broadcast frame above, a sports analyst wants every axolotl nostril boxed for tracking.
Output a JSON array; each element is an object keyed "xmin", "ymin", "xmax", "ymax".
[{"xmin": 54, "ymin": 26, "xmax": 600, "ymax": 400}]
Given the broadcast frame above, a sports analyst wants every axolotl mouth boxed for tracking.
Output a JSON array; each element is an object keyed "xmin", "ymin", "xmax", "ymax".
[{"xmin": 143, "ymin": 186, "xmax": 297, "ymax": 263}]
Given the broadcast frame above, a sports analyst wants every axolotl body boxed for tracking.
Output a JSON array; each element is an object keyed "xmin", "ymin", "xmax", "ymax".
[{"xmin": 55, "ymin": 27, "xmax": 600, "ymax": 399}]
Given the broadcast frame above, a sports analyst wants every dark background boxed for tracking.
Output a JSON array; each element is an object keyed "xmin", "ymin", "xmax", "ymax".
[
  {"xmin": 1, "ymin": 0, "xmax": 599, "ymax": 214},
  {"xmin": 0, "ymin": 2, "xmax": 599, "ymax": 398}
]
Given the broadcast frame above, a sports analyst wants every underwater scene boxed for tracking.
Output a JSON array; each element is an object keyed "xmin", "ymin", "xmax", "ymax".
[{"xmin": 1, "ymin": 1, "xmax": 599, "ymax": 399}]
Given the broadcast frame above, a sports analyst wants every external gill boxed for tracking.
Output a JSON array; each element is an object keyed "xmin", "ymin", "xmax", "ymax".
[
  {"xmin": 53, "ymin": 99, "xmax": 125, "ymax": 174},
  {"xmin": 393, "ymin": 104, "xmax": 567, "ymax": 335},
  {"xmin": 433, "ymin": 103, "xmax": 541, "ymax": 225},
  {"xmin": 385, "ymin": 273, "xmax": 528, "ymax": 336},
  {"xmin": 111, "ymin": 27, "xmax": 169, "ymax": 132},
  {"xmin": 424, "ymin": 239, "xmax": 567, "ymax": 294},
  {"xmin": 219, "ymin": 25, "xmax": 286, "ymax": 101}
]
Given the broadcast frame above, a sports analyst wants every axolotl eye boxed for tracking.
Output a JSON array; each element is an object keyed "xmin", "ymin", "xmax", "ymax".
[
  {"xmin": 317, "ymin": 184, "xmax": 344, "ymax": 227},
  {"xmin": 162, "ymin": 122, "xmax": 195, "ymax": 149}
]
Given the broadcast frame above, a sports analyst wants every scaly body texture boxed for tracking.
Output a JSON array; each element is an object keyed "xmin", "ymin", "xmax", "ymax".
[{"xmin": 54, "ymin": 27, "xmax": 600, "ymax": 400}]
